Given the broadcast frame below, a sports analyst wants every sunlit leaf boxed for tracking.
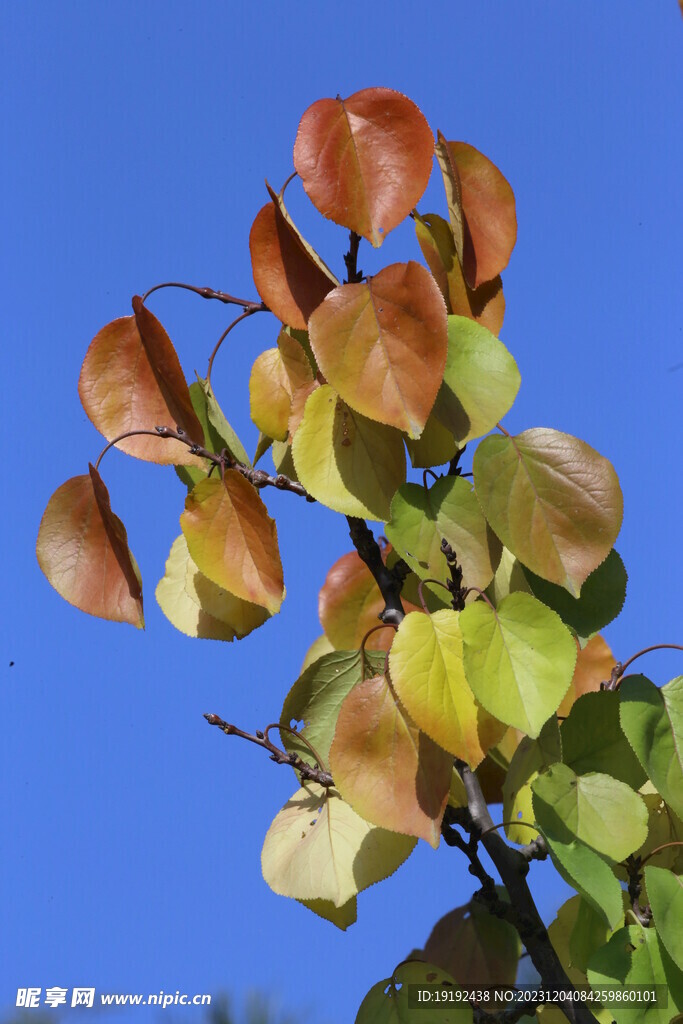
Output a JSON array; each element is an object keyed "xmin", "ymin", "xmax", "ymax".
[
  {"xmin": 414, "ymin": 211, "xmax": 505, "ymax": 334},
  {"xmin": 329, "ymin": 672, "xmax": 453, "ymax": 846},
  {"xmin": 532, "ymin": 763, "xmax": 648, "ymax": 862},
  {"xmin": 616, "ymin": 783, "xmax": 683, "ymax": 880},
  {"xmin": 620, "ymin": 675, "xmax": 683, "ymax": 818},
  {"xmin": 474, "ymin": 428, "xmax": 623, "ymax": 597},
  {"xmin": 435, "ymin": 131, "xmax": 465, "ymax": 264},
  {"xmin": 318, "ymin": 547, "xmax": 417, "ymax": 652},
  {"xmin": 280, "ymin": 648, "xmax": 386, "ymax": 768},
  {"xmin": 561, "ymin": 691, "xmax": 646, "ymax": 789},
  {"xmin": 438, "ymin": 140, "xmax": 517, "ymax": 289},
  {"xmin": 191, "ymin": 377, "xmax": 251, "ymax": 466},
  {"xmin": 355, "ymin": 961, "xmax": 472, "ymax": 1024},
  {"xmin": 292, "ymin": 385, "xmax": 406, "ymax": 521},
  {"xmin": 37, "ymin": 467, "xmax": 143, "ymax": 628},
  {"xmin": 588, "ymin": 926, "xmax": 683, "ymax": 1024},
  {"xmin": 155, "ymin": 534, "xmax": 269, "ymax": 641},
  {"xmin": 294, "ymin": 87, "xmax": 434, "ymax": 247},
  {"xmin": 389, "ymin": 610, "xmax": 505, "ymax": 767},
  {"xmin": 460, "ymin": 592, "xmax": 576, "ymax": 736},
  {"xmin": 385, "ymin": 476, "xmax": 501, "ymax": 596},
  {"xmin": 432, "ymin": 316, "xmax": 520, "ymax": 445},
  {"xmin": 523, "ymin": 549, "xmax": 627, "ymax": 637},
  {"xmin": 253, "ymin": 431, "xmax": 272, "ymax": 466},
  {"xmin": 265, "ymin": 181, "xmax": 340, "ymax": 286},
  {"xmin": 502, "ymin": 716, "xmax": 561, "ymax": 844},
  {"xmin": 249, "ymin": 329, "xmax": 316, "ymax": 441},
  {"xmin": 78, "ymin": 298, "xmax": 204, "ymax": 465},
  {"xmin": 249, "ymin": 195, "xmax": 336, "ymax": 330},
  {"xmin": 485, "ymin": 547, "xmax": 532, "ymax": 606},
  {"xmin": 180, "ymin": 473, "xmax": 284, "ymax": 614},
  {"xmin": 557, "ymin": 634, "xmax": 616, "ymax": 717},
  {"xmin": 644, "ymin": 866, "xmax": 683, "ymax": 971},
  {"xmin": 261, "ymin": 783, "xmax": 416, "ymax": 907},
  {"xmin": 308, "ymin": 262, "xmax": 448, "ymax": 438},
  {"xmin": 419, "ymin": 896, "xmax": 521, "ymax": 987}
]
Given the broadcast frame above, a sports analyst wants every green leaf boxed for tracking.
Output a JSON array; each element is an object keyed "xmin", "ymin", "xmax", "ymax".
[
  {"xmin": 532, "ymin": 764, "xmax": 648, "ymax": 862},
  {"xmin": 355, "ymin": 961, "xmax": 472, "ymax": 1024},
  {"xmin": 561, "ymin": 691, "xmax": 646, "ymax": 789},
  {"xmin": 292, "ymin": 385, "xmax": 406, "ymax": 521},
  {"xmin": 645, "ymin": 866, "xmax": 683, "ymax": 971},
  {"xmin": 389, "ymin": 610, "xmax": 505, "ymax": 767},
  {"xmin": 261, "ymin": 783, "xmax": 416, "ymax": 908},
  {"xmin": 298, "ymin": 896, "xmax": 356, "ymax": 931},
  {"xmin": 540, "ymin": 829, "xmax": 624, "ymax": 929},
  {"xmin": 385, "ymin": 476, "xmax": 501, "ymax": 596},
  {"xmin": 156, "ymin": 534, "xmax": 269, "ymax": 641},
  {"xmin": 432, "ymin": 315, "xmax": 520, "ymax": 445},
  {"xmin": 588, "ymin": 926, "xmax": 683, "ymax": 1024},
  {"xmin": 523, "ymin": 549, "xmax": 627, "ymax": 636},
  {"xmin": 299, "ymin": 633, "xmax": 335, "ymax": 673},
  {"xmin": 191, "ymin": 377, "xmax": 251, "ymax": 466},
  {"xmin": 502, "ymin": 716, "xmax": 561, "ymax": 844},
  {"xmin": 474, "ymin": 428, "xmax": 623, "ymax": 597},
  {"xmin": 485, "ymin": 547, "xmax": 531, "ymax": 605},
  {"xmin": 405, "ymin": 412, "xmax": 458, "ymax": 469},
  {"xmin": 280, "ymin": 649, "xmax": 386, "ymax": 767},
  {"xmin": 460, "ymin": 592, "xmax": 576, "ymax": 736},
  {"xmin": 620, "ymin": 675, "xmax": 683, "ymax": 819}
]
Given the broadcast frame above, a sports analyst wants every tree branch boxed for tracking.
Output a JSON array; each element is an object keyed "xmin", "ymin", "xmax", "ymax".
[
  {"xmin": 454, "ymin": 762, "xmax": 599, "ymax": 1024},
  {"xmin": 141, "ymin": 280, "xmax": 268, "ymax": 311},
  {"xmin": 347, "ymin": 517, "xmax": 406, "ymax": 625},
  {"xmin": 204, "ymin": 714, "xmax": 333, "ymax": 787}
]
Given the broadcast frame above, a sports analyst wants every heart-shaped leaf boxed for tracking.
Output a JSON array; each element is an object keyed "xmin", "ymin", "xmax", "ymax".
[
  {"xmin": 308, "ymin": 262, "xmax": 448, "ymax": 437},
  {"xmin": 294, "ymin": 87, "xmax": 434, "ymax": 247},
  {"xmin": 180, "ymin": 472, "xmax": 284, "ymax": 614},
  {"xmin": 356, "ymin": 961, "xmax": 471, "ymax": 1024},
  {"xmin": 37, "ymin": 466, "xmax": 143, "ymax": 627},
  {"xmin": 78, "ymin": 299, "xmax": 204, "ymax": 465},
  {"xmin": 644, "ymin": 866, "xmax": 683, "ymax": 972},
  {"xmin": 249, "ymin": 331, "xmax": 317, "ymax": 441},
  {"xmin": 620, "ymin": 674, "xmax": 683, "ymax": 818},
  {"xmin": 474, "ymin": 428, "xmax": 623, "ymax": 597}
]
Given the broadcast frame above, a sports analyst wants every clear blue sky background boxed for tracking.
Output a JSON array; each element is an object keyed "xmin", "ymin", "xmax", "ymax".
[{"xmin": 1, "ymin": 3, "xmax": 682, "ymax": 1022}]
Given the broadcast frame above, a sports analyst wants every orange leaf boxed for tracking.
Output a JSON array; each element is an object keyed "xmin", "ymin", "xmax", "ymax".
[
  {"xmin": 318, "ymin": 547, "xmax": 419, "ymax": 651},
  {"xmin": 415, "ymin": 211, "xmax": 505, "ymax": 335},
  {"xmin": 440, "ymin": 141, "xmax": 517, "ymax": 289},
  {"xmin": 78, "ymin": 298, "xmax": 204, "ymax": 465},
  {"xmin": 36, "ymin": 466, "xmax": 144, "ymax": 627},
  {"xmin": 180, "ymin": 472, "xmax": 284, "ymax": 614},
  {"xmin": 558, "ymin": 635, "xmax": 616, "ymax": 717},
  {"xmin": 329, "ymin": 673, "xmax": 452, "ymax": 847},
  {"xmin": 249, "ymin": 196, "xmax": 337, "ymax": 330},
  {"xmin": 308, "ymin": 262, "xmax": 448, "ymax": 437},
  {"xmin": 294, "ymin": 88, "xmax": 434, "ymax": 247}
]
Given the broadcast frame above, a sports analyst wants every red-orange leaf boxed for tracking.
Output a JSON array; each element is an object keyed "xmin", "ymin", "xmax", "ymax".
[
  {"xmin": 308, "ymin": 262, "xmax": 448, "ymax": 437},
  {"xmin": 180, "ymin": 472, "xmax": 284, "ymax": 614},
  {"xmin": 329, "ymin": 673, "xmax": 452, "ymax": 847},
  {"xmin": 558, "ymin": 635, "xmax": 616, "ymax": 717},
  {"xmin": 318, "ymin": 547, "xmax": 419, "ymax": 651},
  {"xmin": 36, "ymin": 466, "xmax": 144, "ymax": 627},
  {"xmin": 249, "ymin": 197, "xmax": 337, "ymax": 330},
  {"xmin": 414, "ymin": 212, "xmax": 505, "ymax": 335},
  {"xmin": 441, "ymin": 141, "xmax": 517, "ymax": 288},
  {"xmin": 294, "ymin": 88, "xmax": 434, "ymax": 247},
  {"xmin": 78, "ymin": 298, "xmax": 204, "ymax": 465}
]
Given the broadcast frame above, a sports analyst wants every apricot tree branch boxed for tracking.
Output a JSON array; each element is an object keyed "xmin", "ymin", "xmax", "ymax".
[
  {"xmin": 141, "ymin": 280, "xmax": 268, "ymax": 311},
  {"xmin": 347, "ymin": 517, "xmax": 406, "ymax": 625},
  {"xmin": 204, "ymin": 714, "xmax": 333, "ymax": 787}
]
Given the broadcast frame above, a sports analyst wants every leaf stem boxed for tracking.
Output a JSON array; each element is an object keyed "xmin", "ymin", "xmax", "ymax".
[
  {"xmin": 140, "ymin": 280, "xmax": 267, "ymax": 311},
  {"xmin": 461, "ymin": 585, "xmax": 496, "ymax": 611},
  {"xmin": 610, "ymin": 643, "xmax": 683, "ymax": 689},
  {"xmin": 206, "ymin": 308, "xmax": 258, "ymax": 389},
  {"xmin": 496, "ymin": 421, "xmax": 512, "ymax": 438},
  {"xmin": 94, "ymin": 429, "xmax": 174, "ymax": 470},
  {"xmin": 416, "ymin": 577, "xmax": 451, "ymax": 614},
  {"xmin": 266, "ymin": 722, "xmax": 329, "ymax": 776},
  {"xmin": 640, "ymin": 840, "xmax": 683, "ymax": 867}
]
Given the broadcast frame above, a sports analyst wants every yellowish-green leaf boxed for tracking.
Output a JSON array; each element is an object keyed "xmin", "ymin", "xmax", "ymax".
[
  {"xmin": 300, "ymin": 633, "xmax": 335, "ymax": 673},
  {"xmin": 355, "ymin": 961, "xmax": 472, "ymax": 1024},
  {"xmin": 432, "ymin": 315, "xmax": 520, "ymax": 445},
  {"xmin": 405, "ymin": 412, "xmax": 458, "ymax": 469},
  {"xmin": 502, "ymin": 716, "xmax": 561, "ymax": 844},
  {"xmin": 261, "ymin": 783, "xmax": 416, "ymax": 907},
  {"xmin": 620, "ymin": 674, "xmax": 683, "ymax": 819},
  {"xmin": 588, "ymin": 926, "xmax": 683, "ymax": 1024},
  {"xmin": 474, "ymin": 428, "xmax": 623, "ymax": 598},
  {"xmin": 460, "ymin": 592, "xmax": 577, "ymax": 737},
  {"xmin": 644, "ymin": 866, "xmax": 683, "ymax": 971},
  {"xmin": 249, "ymin": 330, "xmax": 316, "ymax": 441},
  {"xmin": 192, "ymin": 376, "xmax": 251, "ymax": 466},
  {"xmin": 298, "ymin": 896, "xmax": 356, "ymax": 931},
  {"xmin": 180, "ymin": 472, "xmax": 284, "ymax": 614},
  {"xmin": 292, "ymin": 385, "xmax": 406, "ymax": 521},
  {"xmin": 389, "ymin": 610, "xmax": 506, "ymax": 767}
]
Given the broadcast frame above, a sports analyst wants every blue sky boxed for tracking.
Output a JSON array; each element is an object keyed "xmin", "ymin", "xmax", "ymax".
[{"xmin": 1, "ymin": 2, "xmax": 682, "ymax": 1022}]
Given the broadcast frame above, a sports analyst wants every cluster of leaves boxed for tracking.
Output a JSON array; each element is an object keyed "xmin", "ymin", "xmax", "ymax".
[{"xmin": 37, "ymin": 89, "xmax": 682, "ymax": 1024}]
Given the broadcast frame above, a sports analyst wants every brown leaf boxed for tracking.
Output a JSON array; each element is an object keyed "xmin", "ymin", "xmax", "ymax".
[
  {"xmin": 558, "ymin": 635, "xmax": 616, "ymax": 717},
  {"xmin": 294, "ymin": 88, "xmax": 434, "ymax": 247},
  {"xmin": 308, "ymin": 262, "xmax": 448, "ymax": 437},
  {"xmin": 78, "ymin": 298, "xmax": 204, "ymax": 465},
  {"xmin": 421, "ymin": 900, "xmax": 520, "ymax": 986},
  {"xmin": 249, "ymin": 197, "xmax": 336, "ymax": 329},
  {"xmin": 36, "ymin": 466, "xmax": 144, "ymax": 627},
  {"xmin": 415, "ymin": 211, "xmax": 505, "ymax": 335},
  {"xmin": 180, "ymin": 472, "xmax": 284, "ymax": 614},
  {"xmin": 329, "ymin": 673, "xmax": 452, "ymax": 847},
  {"xmin": 441, "ymin": 141, "xmax": 517, "ymax": 288}
]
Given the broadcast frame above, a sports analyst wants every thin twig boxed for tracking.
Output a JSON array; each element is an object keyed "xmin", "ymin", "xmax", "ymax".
[
  {"xmin": 141, "ymin": 280, "xmax": 268, "ymax": 311},
  {"xmin": 204, "ymin": 714, "xmax": 334, "ymax": 787},
  {"xmin": 606, "ymin": 644, "xmax": 683, "ymax": 690}
]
